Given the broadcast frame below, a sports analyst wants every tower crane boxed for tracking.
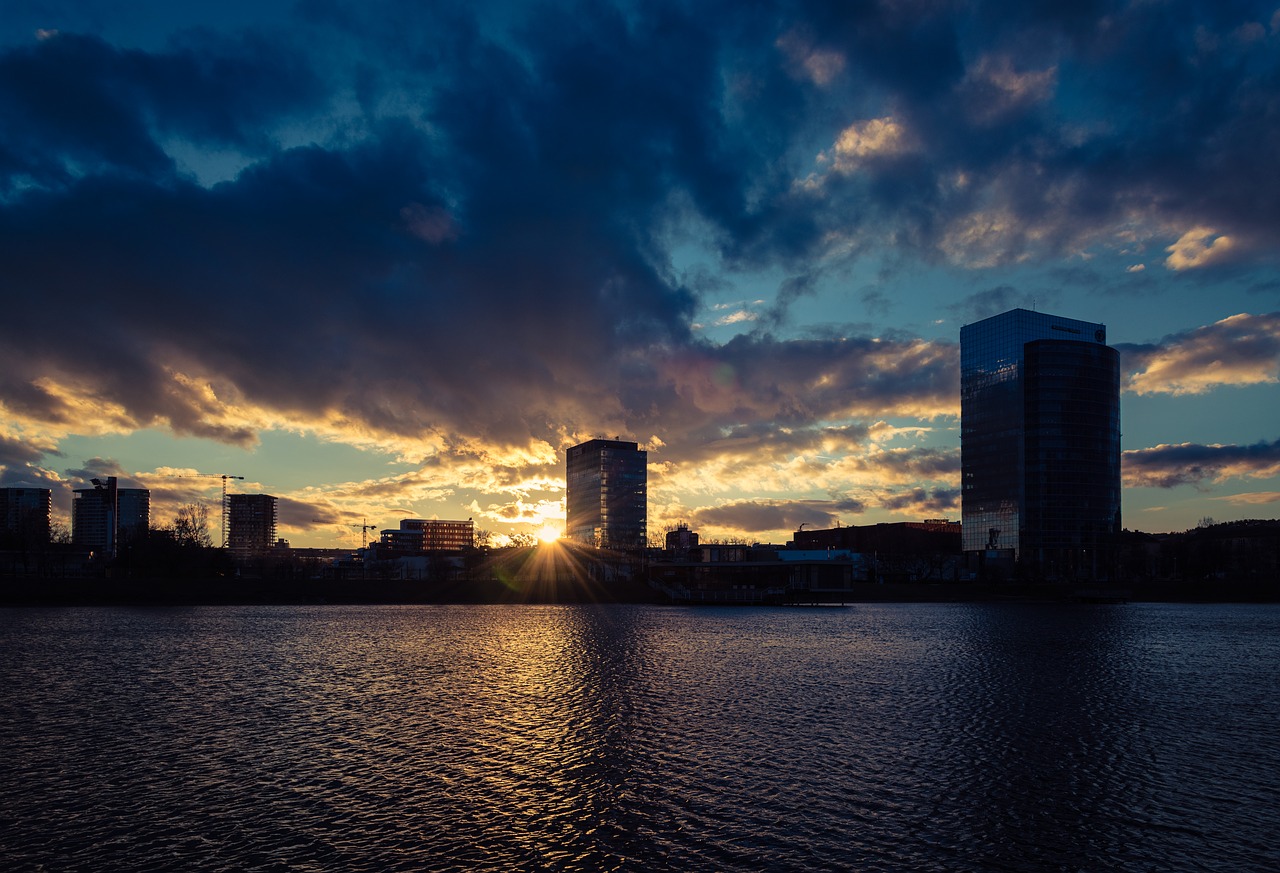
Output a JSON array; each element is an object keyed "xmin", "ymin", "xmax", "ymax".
[
  {"xmin": 312, "ymin": 518, "xmax": 379, "ymax": 550},
  {"xmin": 176, "ymin": 473, "xmax": 245, "ymax": 548}
]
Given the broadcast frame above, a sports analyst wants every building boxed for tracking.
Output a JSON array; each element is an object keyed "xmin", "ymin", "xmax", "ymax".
[
  {"xmin": 0, "ymin": 487, "xmax": 52, "ymax": 546},
  {"xmin": 665, "ymin": 522, "xmax": 699, "ymax": 552},
  {"xmin": 960, "ymin": 308, "xmax": 1121, "ymax": 580},
  {"xmin": 793, "ymin": 520, "xmax": 961, "ymax": 554},
  {"xmin": 566, "ymin": 438, "xmax": 647, "ymax": 549},
  {"xmin": 71, "ymin": 477, "xmax": 150, "ymax": 553},
  {"xmin": 378, "ymin": 518, "xmax": 474, "ymax": 554},
  {"xmin": 227, "ymin": 494, "xmax": 278, "ymax": 555}
]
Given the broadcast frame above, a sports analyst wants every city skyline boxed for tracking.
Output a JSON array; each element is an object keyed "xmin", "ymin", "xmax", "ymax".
[{"xmin": 2, "ymin": 2, "xmax": 1279, "ymax": 548}]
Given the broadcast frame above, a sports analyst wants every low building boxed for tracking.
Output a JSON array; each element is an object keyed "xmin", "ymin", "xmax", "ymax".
[
  {"xmin": 791, "ymin": 520, "xmax": 963, "ymax": 583},
  {"xmin": 376, "ymin": 519, "xmax": 474, "ymax": 556}
]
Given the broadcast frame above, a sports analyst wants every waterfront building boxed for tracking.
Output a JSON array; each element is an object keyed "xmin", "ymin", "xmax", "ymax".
[
  {"xmin": 960, "ymin": 308, "xmax": 1121, "ymax": 580},
  {"xmin": 379, "ymin": 518, "xmax": 474, "ymax": 554},
  {"xmin": 71, "ymin": 477, "xmax": 150, "ymax": 553},
  {"xmin": 227, "ymin": 493, "xmax": 278, "ymax": 555},
  {"xmin": 0, "ymin": 487, "xmax": 52, "ymax": 546},
  {"xmin": 566, "ymin": 438, "xmax": 647, "ymax": 549}
]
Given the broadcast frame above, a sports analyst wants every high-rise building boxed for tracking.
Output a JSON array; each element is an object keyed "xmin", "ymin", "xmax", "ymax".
[
  {"xmin": 71, "ymin": 477, "xmax": 150, "ymax": 553},
  {"xmin": 961, "ymin": 308, "xmax": 1121, "ymax": 580},
  {"xmin": 227, "ymin": 494, "xmax": 278, "ymax": 555},
  {"xmin": 0, "ymin": 487, "xmax": 52, "ymax": 546},
  {"xmin": 566, "ymin": 438, "xmax": 647, "ymax": 549}
]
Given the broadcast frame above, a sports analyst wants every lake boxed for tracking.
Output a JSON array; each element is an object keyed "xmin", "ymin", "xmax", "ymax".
[{"xmin": 1, "ymin": 603, "xmax": 1277, "ymax": 871}]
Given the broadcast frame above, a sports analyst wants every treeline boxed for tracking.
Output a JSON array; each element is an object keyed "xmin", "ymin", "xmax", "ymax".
[{"xmin": 1117, "ymin": 519, "xmax": 1280, "ymax": 586}]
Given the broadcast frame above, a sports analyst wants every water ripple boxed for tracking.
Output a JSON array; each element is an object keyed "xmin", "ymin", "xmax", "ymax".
[{"xmin": 2, "ymin": 603, "xmax": 1279, "ymax": 871}]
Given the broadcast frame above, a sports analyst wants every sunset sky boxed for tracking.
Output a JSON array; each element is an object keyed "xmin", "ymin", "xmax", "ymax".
[{"xmin": 2, "ymin": 1, "xmax": 1279, "ymax": 548}]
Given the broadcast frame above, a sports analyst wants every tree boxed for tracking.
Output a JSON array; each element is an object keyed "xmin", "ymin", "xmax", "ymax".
[{"xmin": 173, "ymin": 503, "xmax": 213, "ymax": 549}]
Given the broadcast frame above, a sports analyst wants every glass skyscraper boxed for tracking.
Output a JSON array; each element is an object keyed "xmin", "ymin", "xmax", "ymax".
[
  {"xmin": 566, "ymin": 438, "xmax": 647, "ymax": 550},
  {"xmin": 961, "ymin": 309, "xmax": 1121, "ymax": 580}
]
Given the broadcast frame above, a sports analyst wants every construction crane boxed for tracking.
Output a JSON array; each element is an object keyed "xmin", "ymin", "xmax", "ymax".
[
  {"xmin": 313, "ymin": 518, "xmax": 379, "ymax": 550},
  {"xmin": 176, "ymin": 473, "xmax": 245, "ymax": 548}
]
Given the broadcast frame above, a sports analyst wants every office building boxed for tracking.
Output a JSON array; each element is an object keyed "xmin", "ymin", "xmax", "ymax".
[
  {"xmin": 379, "ymin": 518, "xmax": 474, "ymax": 554},
  {"xmin": 227, "ymin": 493, "xmax": 278, "ymax": 555},
  {"xmin": 0, "ymin": 487, "xmax": 52, "ymax": 545},
  {"xmin": 566, "ymin": 438, "xmax": 647, "ymax": 549},
  {"xmin": 72, "ymin": 477, "xmax": 150, "ymax": 553},
  {"xmin": 961, "ymin": 308, "xmax": 1121, "ymax": 579}
]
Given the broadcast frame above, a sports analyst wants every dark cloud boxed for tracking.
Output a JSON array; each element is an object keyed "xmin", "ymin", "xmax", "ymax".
[
  {"xmin": 946, "ymin": 286, "xmax": 1038, "ymax": 326},
  {"xmin": 277, "ymin": 496, "xmax": 335, "ymax": 531},
  {"xmin": 872, "ymin": 447, "xmax": 960, "ymax": 484},
  {"xmin": 1123, "ymin": 438, "xmax": 1280, "ymax": 488},
  {"xmin": 688, "ymin": 498, "xmax": 863, "ymax": 538},
  {"xmin": 625, "ymin": 334, "xmax": 958, "ymax": 457},
  {"xmin": 0, "ymin": 436, "xmax": 50, "ymax": 474},
  {"xmin": 0, "ymin": 31, "xmax": 322, "ymax": 191},
  {"xmin": 880, "ymin": 487, "xmax": 961, "ymax": 514},
  {"xmin": 62, "ymin": 458, "xmax": 133, "ymax": 486}
]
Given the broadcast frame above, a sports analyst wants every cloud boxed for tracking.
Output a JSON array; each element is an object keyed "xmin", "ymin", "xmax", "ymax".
[
  {"xmin": 776, "ymin": 29, "xmax": 846, "ymax": 86},
  {"xmin": 1121, "ymin": 312, "xmax": 1280, "ymax": 395},
  {"xmin": 1123, "ymin": 439, "xmax": 1280, "ymax": 488},
  {"xmin": 1211, "ymin": 491, "xmax": 1280, "ymax": 506},
  {"xmin": 687, "ymin": 498, "xmax": 861, "ymax": 539},
  {"xmin": 958, "ymin": 54, "xmax": 1056, "ymax": 125},
  {"xmin": 823, "ymin": 117, "xmax": 914, "ymax": 171},
  {"xmin": 1165, "ymin": 227, "xmax": 1236, "ymax": 270}
]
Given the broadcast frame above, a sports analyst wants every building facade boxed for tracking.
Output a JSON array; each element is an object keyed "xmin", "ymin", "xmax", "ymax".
[
  {"xmin": 379, "ymin": 518, "xmax": 474, "ymax": 554},
  {"xmin": 566, "ymin": 438, "xmax": 647, "ymax": 549},
  {"xmin": 0, "ymin": 487, "xmax": 52, "ymax": 546},
  {"xmin": 227, "ymin": 493, "xmax": 278, "ymax": 555},
  {"xmin": 960, "ymin": 308, "xmax": 1121, "ymax": 580},
  {"xmin": 71, "ymin": 477, "xmax": 150, "ymax": 553}
]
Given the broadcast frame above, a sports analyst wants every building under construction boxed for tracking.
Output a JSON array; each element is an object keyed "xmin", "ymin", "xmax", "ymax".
[{"xmin": 227, "ymin": 494, "xmax": 278, "ymax": 555}]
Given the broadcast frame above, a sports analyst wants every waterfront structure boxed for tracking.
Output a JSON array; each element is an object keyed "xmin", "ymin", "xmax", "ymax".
[
  {"xmin": 227, "ymin": 493, "xmax": 278, "ymax": 555},
  {"xmin": 71, "ymin": 477, "xmax": 150, "ymax": 553},
  {"xmin": 0, "ymin": 487, "xmax": 52, "ymax": 546},
  {"xmin": 960, "ymin": 308, "xmax": 1121, "ymax": 580},
  {"xmin": 566, "ymin": 438, "xmax": 647, "ymax": 549},
  {"xmin": 379, "ymin": 518, "xmax": 474, "ymax": 554}
]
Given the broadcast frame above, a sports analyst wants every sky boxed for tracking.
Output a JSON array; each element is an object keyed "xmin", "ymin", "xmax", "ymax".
[{"xmin": 2, "ymin": 0, "xmax": 1279, "ymax": 549}]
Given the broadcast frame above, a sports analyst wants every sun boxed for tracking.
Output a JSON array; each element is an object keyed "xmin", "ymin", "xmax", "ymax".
[{"xmin": 537, "ymin": 525, "xmax": 561, "ymax": 544}]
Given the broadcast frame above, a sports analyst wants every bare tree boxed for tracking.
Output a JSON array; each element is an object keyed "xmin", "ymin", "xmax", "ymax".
[{"xmin": 173, "ymin": 503, "xmax": 213, "ymax": 549}]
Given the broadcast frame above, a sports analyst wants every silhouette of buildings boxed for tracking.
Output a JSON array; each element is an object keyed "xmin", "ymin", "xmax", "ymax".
[
  {"xmin": 72, "ymin": 477, "xmax": 149, "ymax": 553},
  {"xmin": 0, "ymin": 487, "xmax": 51, "ymax": 546},
  {"xmin": 961, "ymin": 308, "xmax": 1121, "ymax": 580},
  {"xmin": 227, "ymin": 493, "xmax": 278, "ymax": 555},
  {"xmin": 794, "ymin": 520, "xmax": 961, "ymax": 555},
  {"xmin": 566, "ymin": 438, "xmax": 647, "ymax": 549}
]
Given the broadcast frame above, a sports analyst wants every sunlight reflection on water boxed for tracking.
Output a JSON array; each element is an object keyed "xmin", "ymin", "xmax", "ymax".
[{"xmin": 1, "ymin": 603, "xmax": 1278, "ymax": 871}]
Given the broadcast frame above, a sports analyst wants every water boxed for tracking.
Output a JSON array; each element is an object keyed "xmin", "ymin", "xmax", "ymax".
[{"xmin": 1, "ymin": 603, "xmax": 1277, "ymax": 871}]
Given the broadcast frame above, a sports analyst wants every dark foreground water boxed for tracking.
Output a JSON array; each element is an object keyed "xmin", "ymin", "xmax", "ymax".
[{"xmin": 1, "ymin": 603, "xmax": 1277, "ymax": 872}]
